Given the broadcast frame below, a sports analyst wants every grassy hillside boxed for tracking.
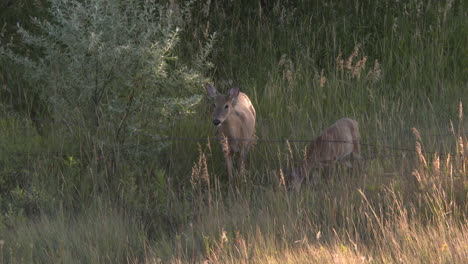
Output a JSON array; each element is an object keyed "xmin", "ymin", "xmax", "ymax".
[{"xmin": 0, "ymin": 0, "xmax": 467, "ymax": 263}]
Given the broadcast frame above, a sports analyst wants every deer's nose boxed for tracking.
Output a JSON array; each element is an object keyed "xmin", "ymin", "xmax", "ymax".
[{"xmin": 213, "ymin": 119, "xmax": 221, "ymax": 126}]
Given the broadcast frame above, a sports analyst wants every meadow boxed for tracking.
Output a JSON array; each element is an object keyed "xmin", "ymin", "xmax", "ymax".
[{"xmin": 0, "ymin": 0, "xmax": 467, "ymax": 263}]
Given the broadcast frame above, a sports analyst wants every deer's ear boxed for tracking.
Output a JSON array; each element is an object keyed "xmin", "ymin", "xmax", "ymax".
[
  {"xmin": 228, "ymin": 87, "xmax": 240, "ymax": 99},
  {"xmin": 205, "ymin": 83, "xmax": 217, "ymax": 98}
]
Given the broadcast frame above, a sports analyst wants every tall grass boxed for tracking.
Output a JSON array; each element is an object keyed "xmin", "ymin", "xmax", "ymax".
[
  {"xmin": 1, "ymin": 0, "xmax": 467, "ymax": 263},
  {"xmin": 139, "ymin": 107, "xmax": 468, "ymax": 263}
]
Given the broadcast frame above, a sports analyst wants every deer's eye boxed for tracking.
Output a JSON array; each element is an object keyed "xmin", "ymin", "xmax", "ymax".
[{"xmin": 224, "ymin": 105, "xmax": 229, "ymax": 109}]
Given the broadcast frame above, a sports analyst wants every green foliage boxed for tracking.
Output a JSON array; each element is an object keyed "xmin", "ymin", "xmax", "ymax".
[
  {"xmin": 3, "ymin": 0, "xmax": 208, "ymax": 146},
  {"xmin": 0, "ymin": 0, "xmax": 50, "ymax": 130},
  {"xmin": 0, "ymin": 0, "xmax": 216, "ymax": 243},
  {"xmin": 0, "ymin": 0, "xmax": 215, "ymax": 221}
]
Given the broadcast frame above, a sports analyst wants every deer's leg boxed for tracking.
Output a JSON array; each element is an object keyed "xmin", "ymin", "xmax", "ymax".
[
  {"xmin": 292, "ymin": 176, "xmax": 304, "ymax": 192},
  {"xmin": 226, "ymin": 151, "xmax": 234, "ymax": 180},
  {"xmin": 350, "ymin": 140, "xmax": 362, "ymax": 169},
  {"xmin": 344, "ymin": 140, "xmax": 363, "ymax": 172},
  {"xmin": 295, "ymin": 167, "xmax": 307, "ymax": 190},
  {"xmin": 238, "ymin": 143, "xmax": 250, "ymax": 173},
  {"xmin": 220, "ymin": 135, "xmax": 234, "ymax": 180},
  {"xmin": 352, "ymin": 140, "xmax": 362, "ymax": 160}
]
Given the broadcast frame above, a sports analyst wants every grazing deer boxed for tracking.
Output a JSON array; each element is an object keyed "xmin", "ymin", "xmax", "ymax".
[
  {"xmin": 282, "ymin": 118, "xmax": 362, "ymax": 191},
  {"xmin": 205, "ymin": 83, "xmax": 256, "ymax": 179}
]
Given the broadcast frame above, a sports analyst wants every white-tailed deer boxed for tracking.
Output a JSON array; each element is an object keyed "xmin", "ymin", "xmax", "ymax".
[
  {"xmin": 282, "ymin": 118, "xmax": 361, "ymax": 191},
  {"xmin": 206, "ymin": 83, "xmax": 256, "ymax": 179}
]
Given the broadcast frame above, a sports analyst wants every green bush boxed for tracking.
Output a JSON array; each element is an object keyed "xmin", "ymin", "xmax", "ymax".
[
  {"xmin": 0, "ymin": 0, "xmax": 214, "ymax": 227},
  {"xmin": 2, "ymin": 0, "xmax": 210, "ymax": 148}
]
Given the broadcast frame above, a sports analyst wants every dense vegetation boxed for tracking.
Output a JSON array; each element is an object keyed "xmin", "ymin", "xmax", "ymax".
[{"xmin": 0, "ymin": 0, "xmax": 467, "ymax": 262}]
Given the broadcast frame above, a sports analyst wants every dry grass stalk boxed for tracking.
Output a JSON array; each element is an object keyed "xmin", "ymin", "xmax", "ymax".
[
  {"xmin": 235, "ymin": 232, "xmax": 249, "ymax": 261},
  {"xmin": 336, "ymin": 46, "xmax": 378, "ymax": 81},
  {"xmin": 319, "ymin": 69, "xmax": 327, "ymax": 87},
  {"xmin": 352, "ymin": 56, "xmax": 367, "ymax": 79},
  {"xmin": 286, "ymin": 140, "xmax": 293, "ymax": 158},
  {"xmin": 445, "ymin": 153, "xmax": 451, "ymax": 169},
  {"xmin": 412, "ymin": 127, "xmax": 422, "ymax": 141},
  {"xmin": 458, "ymin": 100, "xmax": 463, "ymax": 123},
  {"xmin": 415, "ymin": 142, "xmax": 427, "ymax": 168},
  {"xmin": 458, "ymin": 136, "xmax": 464, "ymax": 156},
  {"xmin": 366, "ymin": 59, "xmax": 382, "ymax": 82},
  {"xmin": 412, "ymin": 169, "xmax": 423, "ymax": 185},
  {"xmin": 433, "ymin": 153, "xmax": 440, "ymax": 177},
  {"xmin": 221, "ymin": 134, "xmax": 229, "ymax": 158},
  {"xmin": 278, "ymin": 54, "xmax": 294, "ymax": 83},
  {"xmin": 336, "ymin": 52, "xmax": 344, "ymax": 71},
  {"xmin": 412, "ymin": 127, "xmax": 428, "ymax": 169},
  {"xmin": 345, "ymin": 46, "xmax": 360, "ymax": 70},
  {"xmin": 279, "ymin": 168, "xmax": 286, "ymax": 187},
  {"xmin": 450, "ymin": 120, "xmax": 456, "ymax": 136},
  {"xmin": 191, "ymin": 144, "xmax": 210, "ymax": 188}
]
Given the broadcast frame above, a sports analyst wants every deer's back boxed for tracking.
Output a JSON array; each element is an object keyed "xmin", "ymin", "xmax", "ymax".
[
  {"xmin": 307, "ymin": 118, "xmax": 359, "ymax": 163},
  {"xmin": 327, "ymin": 118, "xmax": 359, "ymax": 142},
  {"xmin": 235, "ymin": 93, "xmax": 256, "ymax": 121}
]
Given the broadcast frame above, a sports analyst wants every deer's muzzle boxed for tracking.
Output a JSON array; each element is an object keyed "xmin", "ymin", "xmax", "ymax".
[{"xmin": 213, "ymin": 119, "xmax": 221, "ymax": 126}]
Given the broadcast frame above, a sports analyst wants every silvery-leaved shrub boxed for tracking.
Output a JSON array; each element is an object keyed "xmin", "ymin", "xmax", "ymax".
[{"xmin": 2, "ymin": 0, "xmax": 214, "ymax": 151}]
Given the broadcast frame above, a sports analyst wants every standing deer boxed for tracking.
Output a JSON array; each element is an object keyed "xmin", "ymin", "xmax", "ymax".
[
  {"xmin": 205, "ymin": 83, "xmax": 256, "ymax": 179},
  {"xmin": 282, "ymin": 118, "xmax": 361, "ymax": 191}
]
